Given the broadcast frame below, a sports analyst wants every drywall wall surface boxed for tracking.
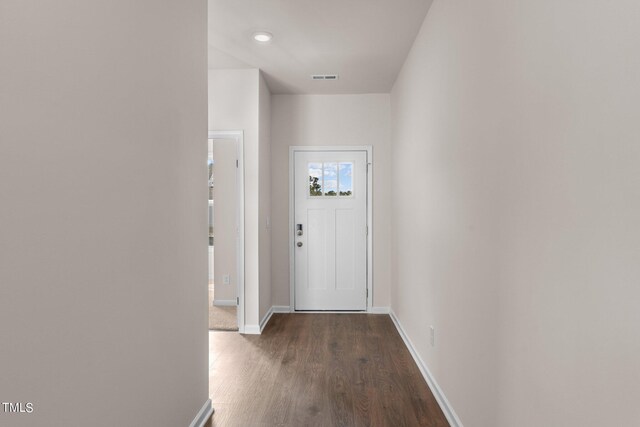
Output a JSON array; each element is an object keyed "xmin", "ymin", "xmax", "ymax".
[
  {"xmin": 208, "ymin": 68, "xmax": 261, "ymax": 327},
  {"xmin": 494, "ymin": 1, "xmax": 640, "ymax": 425},
  {"xmin": 270, "ymin": 94, "xmax": 392, "ymax": 309},
  {"xmin": 391, "ymin": 2, "xmax": 502, "ymax": 424},
  {"xmin": 0, "ymin": 1, "xmax": 208, "ymax": 426},
  {"xmin": 391, "ymin": 1, "xmax": 640, "ymax": 426},
  {"xmin": 258, "ymin": 74, "xmax": 273, "ymax": 322}
]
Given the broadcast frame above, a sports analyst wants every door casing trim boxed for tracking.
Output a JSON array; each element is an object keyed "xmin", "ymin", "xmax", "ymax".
[{"xmin": 288, "ymin": 146, "xmax": 373, "ymax": 312}]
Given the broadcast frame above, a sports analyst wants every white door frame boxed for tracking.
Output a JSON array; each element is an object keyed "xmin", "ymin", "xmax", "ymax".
[
  {"xmin": 209, "ymin": 130, "xmax": 245, "ymax": 333},
  {"xmin": 289, "ymin": 146, "xmax": 373, "ymax": 312}
]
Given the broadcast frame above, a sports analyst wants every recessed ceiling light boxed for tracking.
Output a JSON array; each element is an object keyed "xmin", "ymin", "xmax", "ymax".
[{"xmin": 252, "ymin": 32, "xmax": 273, "ymax": 43}]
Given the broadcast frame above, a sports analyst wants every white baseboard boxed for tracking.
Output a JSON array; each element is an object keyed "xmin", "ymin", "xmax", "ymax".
[
  {"xmin": 259, "ymin": 306, "xmax": 274, "ymax": 332},
  {"xmin": 389, "ymin": 310, "xmax": 463, "ymax": 427},
  {"xmin": 213, "ymin": 299, "xmax": 236, "ymax": 307},
  {"xmin": 189, "ymin": 399, "xmax": 213, "ymax": 427},
  {"xmin": 243, "ymin": 324, "xmax": 261, "ymax": 334},
  {"xmin": 369, "ymin": 306, "xmax": 390, "ymax": 314},
  {"xmin": 258, "ymin": 305, "xmax": 291, "ymax": 333}
]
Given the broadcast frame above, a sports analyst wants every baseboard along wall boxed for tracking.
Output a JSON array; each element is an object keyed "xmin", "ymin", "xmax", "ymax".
[
  {"xmin": 389, "ymin": 310, "xmax": 463, "ymax": 427},
  {"xmin": 212, "ymin": 299, "xmax": 236, "ymax": 307},
  {"xmin": 189, "ymin": 399, "xmax": 213, "ymax": 427},
  {"xmin": 256, "ymin": 305, "xmax": 291, "ymax": 334}
]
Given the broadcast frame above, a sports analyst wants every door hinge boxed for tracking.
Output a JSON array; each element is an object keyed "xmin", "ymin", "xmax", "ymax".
[
  {"xmin": 366, "ymin": 225, "xmax": 368, "ymax": 235},
  {"xmin": 237, "ymin": 297, "xmax": 239, "ymax": 306},
  {"xmin": 366, "ymin": 288, "xmax": 369, "ymax": 298},
  {"xmin": 236, "ymin": 159, "xmax": 239, "ymax": 168}
]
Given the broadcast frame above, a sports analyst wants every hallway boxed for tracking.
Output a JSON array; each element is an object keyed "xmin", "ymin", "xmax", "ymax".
[{"xmin": 208, "ymin": 314, "xmax": 449, "ymax": 426}]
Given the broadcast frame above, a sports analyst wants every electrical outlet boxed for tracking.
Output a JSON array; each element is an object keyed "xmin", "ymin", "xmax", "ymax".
[
  {"xmin": 223, "ymin": 274, "xmax": 230, "ymax": 285},
  {"xmin": 430, "ymin": 326, "xmax": 435, "ymax": 347}
]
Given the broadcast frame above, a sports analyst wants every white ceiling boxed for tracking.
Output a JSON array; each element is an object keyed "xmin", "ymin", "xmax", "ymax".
[{"xmin": 208, "ymin": 0, "xmax": 433, "ymax": 94}]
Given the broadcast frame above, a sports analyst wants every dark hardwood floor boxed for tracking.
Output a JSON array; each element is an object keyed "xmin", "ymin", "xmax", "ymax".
[{"xmin": 207, "ymin": 313, "xmax": 449, "ymax": 427}]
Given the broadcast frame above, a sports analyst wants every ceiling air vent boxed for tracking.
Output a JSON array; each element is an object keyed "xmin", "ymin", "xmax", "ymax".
[{"xmin": 311, "ymin": 74, "xmax": 339, "ymax": 80}]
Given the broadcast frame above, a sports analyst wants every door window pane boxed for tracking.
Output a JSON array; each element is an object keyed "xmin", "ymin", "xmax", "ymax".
[
  {"xmin": 323, "ymin": 162, "xmax": 337, "ymax": 196},
  {"xmin": 309, "ymin": 162, "xmax": 323, "ymax": 196},
  {"xmin": 308, "ymin": 161, "xmax": 355, "ymax": 197},
  {"xmin": 338, "ymin": 162, "xmax": 353, "ymax": 196}
]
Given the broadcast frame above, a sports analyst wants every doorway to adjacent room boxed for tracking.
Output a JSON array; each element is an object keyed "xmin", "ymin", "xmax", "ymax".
[{"xmin": 208, "ymin": 131, "xmax": 245, "ymax": 332}]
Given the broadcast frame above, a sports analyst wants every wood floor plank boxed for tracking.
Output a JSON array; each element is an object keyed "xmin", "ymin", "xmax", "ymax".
[{"xmin": 208, "ymin": 314, "xmax": 449, "ymax": 427}]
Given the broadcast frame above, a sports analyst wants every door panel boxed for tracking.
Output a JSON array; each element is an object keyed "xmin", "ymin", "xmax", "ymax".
[
  {"xmin": 307, "ymin": 208, "xmax": 326, "ymax": 290},
  {"xmin": 335, "ymin": 209, "xmax": 355, "ymax": 290},
  {"xmin": 294, "ymin": 150, "xmax": 367, "ymax": 310}
]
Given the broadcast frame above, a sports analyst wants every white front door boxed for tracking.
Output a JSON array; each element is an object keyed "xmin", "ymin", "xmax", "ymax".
[{"xmin": 294, "ymin": 150, "xmax": 368, "ymax": 310}]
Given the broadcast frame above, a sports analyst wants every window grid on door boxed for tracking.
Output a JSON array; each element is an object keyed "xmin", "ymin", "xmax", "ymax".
[{"xmin": 308, "ymin": 161, "xmax": 354, "ymax": 198}]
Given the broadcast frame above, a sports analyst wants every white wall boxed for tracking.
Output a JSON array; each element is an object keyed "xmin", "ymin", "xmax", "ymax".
[
  {"xmin": 391, "ymin": 1, "xmax": 640, "ymax": 426},
  {"xmin": 208, "ymin": 68, "xmax": 272, "ymax": 329},
  {"xmin": 258, "ymin": 75, "xmax": 273, "ymax": 321},
  {"xmin": 270, "ymin": 94, "xmax": 392, "ymax": 309},
  {"xmin": 0, "ymin": 1, "xmax": 209, "ymax": 426}
]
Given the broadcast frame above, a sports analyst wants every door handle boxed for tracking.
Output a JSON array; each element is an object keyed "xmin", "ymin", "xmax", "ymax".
[
  {"xmin": 296, "ymin": 224, "xmax": 303, "ymax": 236},
  {"xmin": 297, "ymin": 242, "xmax": 303, "ymax": 247}
]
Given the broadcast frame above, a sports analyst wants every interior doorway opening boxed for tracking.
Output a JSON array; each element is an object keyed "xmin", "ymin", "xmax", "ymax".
[{"xmin": 208, "ymin": 131, "xmax": 245, "ymax": 333}]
